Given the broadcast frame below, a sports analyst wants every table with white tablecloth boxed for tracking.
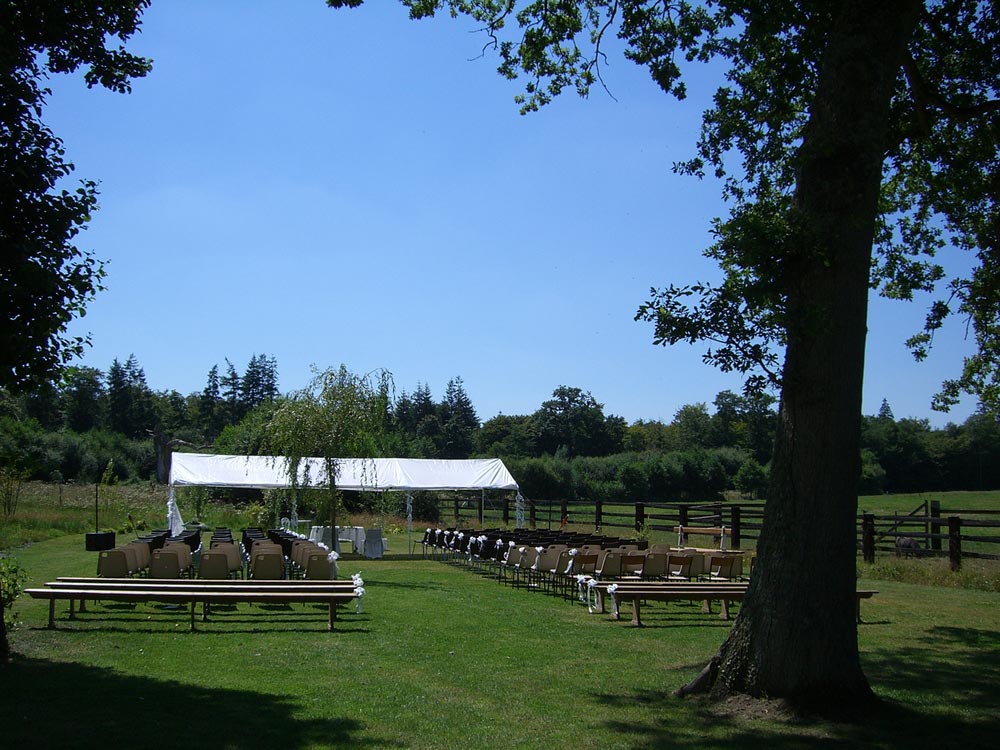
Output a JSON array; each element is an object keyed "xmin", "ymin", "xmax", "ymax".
[{"xmin": 309, "ymin": 525, "xmax": 365, "ymax": 553}]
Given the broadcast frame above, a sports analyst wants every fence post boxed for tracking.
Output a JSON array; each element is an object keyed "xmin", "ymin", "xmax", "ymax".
[
  {"xmin": 862, "ymin": 513, "xmax": 875, "ymax": 563},
  {"xmin": 635, "ymin": 502, "xmax": 645, "ymax": 532},
  {"xmin": 730, "ymin": 506, "xmax": 741, "ymax": 550},
  {"xmin": 529, "ymin": 500, "xmax": 536, "ymax": 529},
  {"xmin": 453, "ymin": 498, "xmax": 460, "ymax": 526},
  {"xmin": 677, "ymin": 504, "xmax": 689, "ymax": 545},
  {"xmin": 930, "ymin": 500, "xmax": 942, "ymax": 551},
  {"xmin": 595, "ymin": 499, "xmax": 602, "ymax": 532},
  {"xmin": 502, "ymin": 497, "xmax": 509, "ymax": 526},
  {"xmin": 948, "ymin": 515, "xmax": 962, "ymax": 571},
  {"xmin": 479, "ymin": 494, "xmax": 485, "ymax": 526}
]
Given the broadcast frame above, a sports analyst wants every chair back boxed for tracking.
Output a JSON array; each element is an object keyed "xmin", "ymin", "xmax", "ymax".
[
  {"xmin": 622, "ymin": 553, "xmax": 646, "ymax": 575},
  {"xmin": 518, "ymin": 546, "xmax": 539, "ymax": 569},
  {"xmin": 305, "ymin": 552, "xmax": 332, "ymax": 580},
  {"xmin": 250, "ymin": 552, "xmax": 284, "ymax": 580},
  {"xmin": 212, "ymin": 542, "xmax": 243, "ymax": 576},
  {"xmin": 503, "ymin": 546, "xmax": 523, "ymax": 567},
  {"xmin": 125, "ymin": 542, "xmax": 150, "ymax": 572},
  {"xmin": 164, "ymin": 541, "xmax": 192, "ymax": 572},
  {"xmin": 641, "ymin": 552, "xmax": 668, "ymax": 578},
  {"xmin": 150, "ymin": 549, "xmax": 182, "ymax": 579},
  {"xmin": 551, "ymin": 550, "xmax": 571, "ymax": 575},
  {"xmin": 198, "ymin": 552, "xmax": 230, "ymax": 579},
  {"xmin": 596, "ymin": 551, "xmax": 623, "ymax": 578},
  {"xmin": 534, "ymin": 546, "xmax": 561, "ymax": 571},
  {"xmin": 708, "ymin": 555, "xmax": 736, "ymax": 580},
  {"xmin": 667, "ymin": 554, "xmax": 693, "ymax": 581},
  {"xmin": 97, "ymin": 549, "xmax": 130, "ymax": 578},
  {"xmin": 575, "ymin": 553, "xmax": 599, "ymax": 576},
  {"xmin": 118, "ymin": 544, "xmax": 140, "ymax": 575}
]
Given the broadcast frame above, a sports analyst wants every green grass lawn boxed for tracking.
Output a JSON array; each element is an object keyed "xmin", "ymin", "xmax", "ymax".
[{"xmin": 2, "ymin": 533, "xmax": 998, "ymax": 748}]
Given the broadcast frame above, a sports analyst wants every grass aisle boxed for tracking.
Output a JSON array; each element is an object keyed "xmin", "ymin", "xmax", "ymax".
[{"xmin": 2, "ymin": 535, "xmax": 998, "ymax": 748}]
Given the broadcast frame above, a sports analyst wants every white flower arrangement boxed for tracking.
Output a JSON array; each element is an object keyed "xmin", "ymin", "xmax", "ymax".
[
  {"xmin": 606, "ymin": 583, "xmax": 620, "ymax": 617},
  {"xmin": 586, "ymin": 578, "xmax": 601, "ymax": 612}
]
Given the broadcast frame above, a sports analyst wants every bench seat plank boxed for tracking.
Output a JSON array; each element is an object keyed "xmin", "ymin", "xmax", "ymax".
[{"xmin": 25, "ymin": 584, "xmax": 359, "ymax": 631}]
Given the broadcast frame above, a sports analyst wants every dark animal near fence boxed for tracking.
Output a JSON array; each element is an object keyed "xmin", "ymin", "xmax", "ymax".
[{"xmin": 895, "ymin": 537, "xmax": 921, "ymax": 557}]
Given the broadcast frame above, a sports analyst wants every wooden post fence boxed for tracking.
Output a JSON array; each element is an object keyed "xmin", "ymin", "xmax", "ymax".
[
  {"xmin": 730, "ymin": 506, "xmax": 741, "ymax": 550},
  {"xmin": 949, "ymin": 515, "xmax": 962, "ymax": 571},
  {"xmin": 862, "ymin": 513, "xmax": 875, "ymax": 563},
  {"xmin": 930, "ymin": 500, "xmax": 942, "ymax": 551},
  {"xmin": 635, "ymin": 502, "xmax": 645, "ymax": 532}
]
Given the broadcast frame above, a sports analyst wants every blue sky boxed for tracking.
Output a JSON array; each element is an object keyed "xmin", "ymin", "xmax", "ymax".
[{"xmin": 45, "ymin": 1, "xmax": 977, "ymax": 427}]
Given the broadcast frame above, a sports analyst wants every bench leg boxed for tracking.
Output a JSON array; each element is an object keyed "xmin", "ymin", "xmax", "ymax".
[
  {"xmin": 720, "ymin": 598, "xmax": 730, "ymax": 620},
  {"xmin": 48, "ymin": 598, "xmax": 56, "ymax": 629},
  {"xmin": 631, "ymin": 598, "xmax": 643, "ymax": 627},
  {"xmin": 190, "ymin": 602, "xmax": 196, "ymax": 632},
  {"xmin": 328, "ymin": 601, "xmax": 337, "ymax": 631},
  {"xmin": 69, "ymin": 598, "xmax": 76, "ymax": 620},
  {"xmin": 701, "ymin": 598, "xmax": 712, "ymax": 614},
  {"xmin": 79, "ymin": 597, "xmax": 87, "ymax": 613},
  {"xmin": 597, "ymin": 590, "xmax": 606, "ymax": 615}
]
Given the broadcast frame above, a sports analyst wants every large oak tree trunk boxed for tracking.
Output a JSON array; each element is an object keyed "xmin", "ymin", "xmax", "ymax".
[{"xmin": 685, "ymin": 0, "xmax": 922, "ymax": 709}]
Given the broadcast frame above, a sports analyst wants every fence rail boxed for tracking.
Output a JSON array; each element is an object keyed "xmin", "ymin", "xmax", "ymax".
[
  {"xmin": 435, "ymin": 496, "xmax": 767, "ymax": 548},
  {"xmin": 436, "ymin": 496, "xmax": 998, "ymax": 567},
  {"xmin": 859, "ymin": 500, "xmax": 1000, "ymax": 568}
]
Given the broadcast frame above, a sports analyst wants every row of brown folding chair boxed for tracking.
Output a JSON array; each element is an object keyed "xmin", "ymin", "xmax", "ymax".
[{"xmin": 97, "ymin": 540, "xmax": 153, "ymax": 577}]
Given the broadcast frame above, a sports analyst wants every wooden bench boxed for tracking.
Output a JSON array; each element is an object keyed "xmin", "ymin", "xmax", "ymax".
[
  {"xmin": 673, "ymin": 526, "xmax": 731, "ymax": 545},
  {"xmin": 586, "ymin": 581, "xmax": 749, "ymax": 622},
  {"xmin": 25, "ymin": 578, "xmax": 361, "ymax": 631},
  {"xmin": 587, "ymin": 581, "xmax": 878, "ymax": 626}
]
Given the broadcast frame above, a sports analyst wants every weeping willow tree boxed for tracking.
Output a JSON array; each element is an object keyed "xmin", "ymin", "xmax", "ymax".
[{"xmin": 265, "ymin": 365, "xmax": 392, "ymax": 538}]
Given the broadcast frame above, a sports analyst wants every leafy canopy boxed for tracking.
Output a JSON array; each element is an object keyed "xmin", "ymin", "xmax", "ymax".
[{"xmin": 0, "ymin": 1, "xmax": 152, "ymax": 391}]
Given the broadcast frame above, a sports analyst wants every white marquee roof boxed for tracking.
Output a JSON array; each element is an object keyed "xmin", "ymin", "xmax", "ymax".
[{"xmin": 168, "ymin": 452, "xmax": 519, "ymax": 492}]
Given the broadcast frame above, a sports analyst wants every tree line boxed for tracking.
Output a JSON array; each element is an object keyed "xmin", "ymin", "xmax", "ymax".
[{"xmin": 1, "ymin": 354, "xmax": 997, "ymax": 500}]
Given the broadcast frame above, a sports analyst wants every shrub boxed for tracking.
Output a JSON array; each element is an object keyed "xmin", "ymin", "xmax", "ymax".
[{"xmin": 1, "ymin": 557, "xmax": 27, "ymax": 662}]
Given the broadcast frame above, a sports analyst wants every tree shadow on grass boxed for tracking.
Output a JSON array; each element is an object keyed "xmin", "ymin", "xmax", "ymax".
[
  {"xmin": 0, "ymin": 657, "xmax": 401, "ymax": 749},
  {"xmin": 589, "ymin": 625, "xmax": 999, "ymax": 749}
]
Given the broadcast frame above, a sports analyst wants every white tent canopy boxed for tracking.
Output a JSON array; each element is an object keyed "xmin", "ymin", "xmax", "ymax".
[{"xmin": 168, "ymin": 453, "xmax": 519, "ymax": 492}]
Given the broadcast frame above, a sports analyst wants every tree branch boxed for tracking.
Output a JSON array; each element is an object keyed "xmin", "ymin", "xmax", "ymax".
[{"xmin": 904, "ymin": 51, "xmax": 1000, "ymax": 127}]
